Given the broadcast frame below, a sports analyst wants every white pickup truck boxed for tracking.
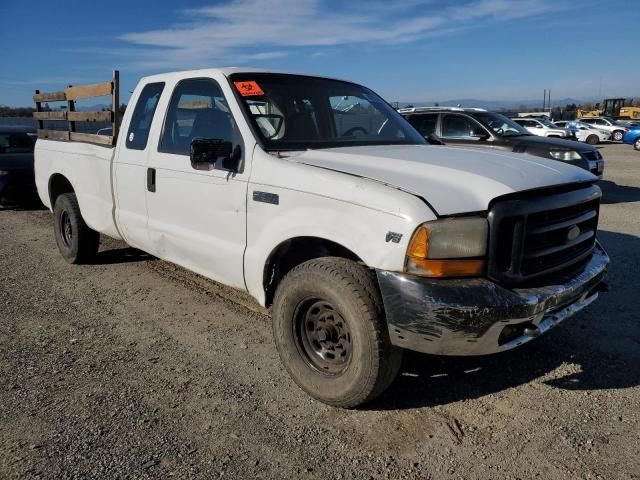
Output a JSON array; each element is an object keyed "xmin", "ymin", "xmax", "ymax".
[{"xmin": 34, "ymin": 68, "xmax": 609, "ymax": 407}]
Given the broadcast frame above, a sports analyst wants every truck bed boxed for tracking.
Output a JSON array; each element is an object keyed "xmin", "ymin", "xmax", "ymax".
[{"xmin": 35, "ymin": 139, "xmax": 121, "ymax": 240}]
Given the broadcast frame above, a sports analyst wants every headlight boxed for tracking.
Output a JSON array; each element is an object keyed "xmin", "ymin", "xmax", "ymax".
[
  {"xmin": 0, "ymin": 170, "xmax": 8, "ymax": 176},
  {"xmin": 549, "ymin": 149, "xmax": 582, "ymax": 161},
  {"xmin": 405, "ymin": 217, "xmax": 488, "ymax": 278}
]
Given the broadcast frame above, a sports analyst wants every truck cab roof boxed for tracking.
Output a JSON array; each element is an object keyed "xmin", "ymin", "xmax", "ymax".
[{"xmin": 138, "ymin": 67, "xmax": 346, "ymax": 84}]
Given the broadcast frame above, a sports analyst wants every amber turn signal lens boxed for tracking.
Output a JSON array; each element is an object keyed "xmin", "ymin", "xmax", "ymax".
[
  {"xmin": 407, "ymin": 225, "xmax": 429, "ymax": 258},
  {"xmin": 406, "ymin": 258, "xmax": 485, "ymax": 277}
]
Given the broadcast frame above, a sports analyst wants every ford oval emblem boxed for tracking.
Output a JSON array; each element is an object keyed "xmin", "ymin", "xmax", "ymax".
[{"xmin": 567, "ymin": 225, "xmax": 581, "ymax": 242}]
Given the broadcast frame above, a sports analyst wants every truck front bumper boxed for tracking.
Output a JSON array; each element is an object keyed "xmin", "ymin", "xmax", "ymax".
[{"xmin": 376, "ymin": 242, "xmax": 609, "ymax": 356}]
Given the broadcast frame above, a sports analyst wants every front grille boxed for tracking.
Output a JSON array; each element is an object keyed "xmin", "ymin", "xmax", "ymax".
[{"xmin": 487, "ymin": 184, "xmax": 601, "ymax": 285}]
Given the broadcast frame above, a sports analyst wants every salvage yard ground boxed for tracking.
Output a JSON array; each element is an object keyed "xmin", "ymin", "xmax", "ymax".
[{"xmin": 1, "ymin": 143, "xmax": 639, "ymax": 479}]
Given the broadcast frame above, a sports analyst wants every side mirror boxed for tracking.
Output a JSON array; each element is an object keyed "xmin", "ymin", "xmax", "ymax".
[
  {"xmin": 471, "ymin": 131, "xmax": 490, "ymax": 141},
  {"xmin": 425, "ymin": 133, "xmax": 445, "ymax": 145},
  {"xmin": 190, "ymin": 138, "xmax": 238, "ymax": 171}
]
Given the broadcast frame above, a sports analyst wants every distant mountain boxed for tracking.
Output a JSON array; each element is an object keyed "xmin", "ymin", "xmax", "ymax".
[{"xmin": 395, "ymin": 97, "xmax": 603, "ymax": 110}]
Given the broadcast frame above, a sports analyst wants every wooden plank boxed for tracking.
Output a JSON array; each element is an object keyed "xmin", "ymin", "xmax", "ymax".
[
  {"xmin": 112, "ymin": 70, "xmax": 120, "ymax": 142},
  {"xmin": 33, "ymin": 111, "xmax": 67, "ymax": 120},
  {"xmin": 65, "ymin": 81, "xmax": 112, "ymax": 101},
  {"xmin": 67, "ymin": 85, "xmax": 76, "ymax": 133},
  {"xmin": 34, "ymin": 90, "xmax": 43, "ymax": 130},
  {"xmin": 68, "ymin": 111, "xmax": 113, "ymax": 122},
  {"xmin": 70, "ymin": 132, "xmax": 114, "ymax": 145},
  {"xmin": 33, "ymin": 91, "xmax": 66, "ymax": 102},
  {"xmin": 38, "ymin": 129, "xmax": 70, "ymax": 141}
]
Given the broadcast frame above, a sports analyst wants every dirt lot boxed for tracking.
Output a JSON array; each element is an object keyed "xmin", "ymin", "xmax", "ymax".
[{"xmin": 1, "ymin": 143, "xmax": 639, "ymax": 479}]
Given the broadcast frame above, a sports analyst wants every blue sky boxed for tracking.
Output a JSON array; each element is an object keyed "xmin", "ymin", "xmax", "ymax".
[{"xmin": 1, "ymin": 0, "xmax": 639, "ymax": 107}]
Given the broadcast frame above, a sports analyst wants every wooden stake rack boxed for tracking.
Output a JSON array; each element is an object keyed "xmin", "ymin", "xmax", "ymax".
[{"xmin": 33, "ymin": 70, "xmax": 120, "ymax": 146}]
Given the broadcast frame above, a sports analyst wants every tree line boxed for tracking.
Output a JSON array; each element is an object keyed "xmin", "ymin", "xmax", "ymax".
[{"xmin": 0, "ymin": 104, "xmax": 127, "ymax": 117}]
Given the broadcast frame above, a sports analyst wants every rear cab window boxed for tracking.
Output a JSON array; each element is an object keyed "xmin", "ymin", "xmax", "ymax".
[{"xmin": 126, "ymin": 82, "xmax": 165, "ymax": 150}]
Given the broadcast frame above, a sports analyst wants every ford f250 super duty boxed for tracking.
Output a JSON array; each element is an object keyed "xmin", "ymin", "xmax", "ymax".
[{"xmin": 33, "ymin": 69, "xmax": 609, "ymax": 408}]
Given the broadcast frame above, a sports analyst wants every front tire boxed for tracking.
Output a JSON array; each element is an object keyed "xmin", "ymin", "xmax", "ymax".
[
  {"xmin": 586, "ymin": 134, "xmax": 599, "ymax": 145},
  {"xmin": 272, "ymin": 257, "xmax": 402, "ymax": 408},
  {"xmin": 634, "ymin": 138, "xmax": 640, "ymax": 151},
  {"xmin": 612, "ymin": 130, "xmax": 624, "ymax": 142},
  {"xmin": 53, "ymin": 193, "xmax": 99, "ymax": 264}
]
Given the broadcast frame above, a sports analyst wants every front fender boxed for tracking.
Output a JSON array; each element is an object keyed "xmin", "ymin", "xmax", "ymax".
[{"xmin": 243, "ymin": 184, "xmax": 433, "ymax": 306}]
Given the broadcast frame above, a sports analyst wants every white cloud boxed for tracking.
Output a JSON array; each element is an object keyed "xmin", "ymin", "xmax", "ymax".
[{"xmin": 119, "ymin": 0, "xmax": 561, "ymax": 70}]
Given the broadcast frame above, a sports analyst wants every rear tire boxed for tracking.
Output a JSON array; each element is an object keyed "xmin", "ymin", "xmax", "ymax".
[
  {"xmin": 586, "ymin": 134, "xmax": 599, "ymax": 145},
  {"xmin": 612, "ymin": 130, "xmax": 624, "ymax": 142},
  {"xmin": 634, "ymin": 138, "xmax": 640, "ymax": 151},
  {"xmin": 272, "ymin": 257, "xmax": 402, "ymax": 408},
  {"xmin": 53, "ymin": 193, "xmax": 99, "ymax": 264}
]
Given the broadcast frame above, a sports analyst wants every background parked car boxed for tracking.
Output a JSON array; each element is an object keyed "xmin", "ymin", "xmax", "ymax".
[
  {"xmin": 622, "ymin": 126, "xmax": 640, "ymax": 151},
  {"xmin": 617, "ymin": 119, "xmax": 640, "ymax": 128},
  {"xmin": 511, "ymin": 117, "xmax": 572, "ymax": 138},
  {"xmin": 0, "ymin": 126, "xmax": 37, "ymax": 206},
  {"xmin": 554, "ymin": 120, "xmax": 611, "ymax": 145},
  {"xmin": 579, "ymin": 117, "xmax": 627, "ymax": 141},
  {"xmin": 399, "ymin": 107, "xmax": 604, "ymax": 176}
]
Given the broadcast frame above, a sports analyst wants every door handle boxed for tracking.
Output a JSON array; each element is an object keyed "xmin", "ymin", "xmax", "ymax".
[{"xmin": 147, "ymin": 168, "xmax": 156, "ymax": 192}]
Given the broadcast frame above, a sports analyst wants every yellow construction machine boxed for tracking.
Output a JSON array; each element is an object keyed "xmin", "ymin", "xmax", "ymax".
[{"xmin": 578, "ymin": 98, "xmax": 640, "ymax": 119}]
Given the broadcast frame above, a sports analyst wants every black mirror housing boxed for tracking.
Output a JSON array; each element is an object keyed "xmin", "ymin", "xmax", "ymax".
[
  {"xmin": 426, "ymin": 133, "xmax": 445, "ymax": 145},
  {"xmin": 469, "ymin": 129, "xmax": 490, "ymax": 140},
  {"xmin": 190, "ymin": 138, "xmax": 235, "ymax": 171}
]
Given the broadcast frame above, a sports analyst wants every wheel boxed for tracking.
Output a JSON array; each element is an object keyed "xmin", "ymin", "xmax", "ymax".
[
  {"xmin": 634, "ymin": 138, "xmax": 640, "ymax": 151},
  {"xmin": 612, "ymin": 130, "xmax": 624, "ymax": 142},
  {"xmin": 272, "ymin": 257, "xmax": 402, "ymax": 408},
  {"xmin": 586, "ymin": 134, "xmax": 599, "ymax": 145},
  {"xmin": 53, "ymin": 193, "xmax": 99, "ymax": 264}
]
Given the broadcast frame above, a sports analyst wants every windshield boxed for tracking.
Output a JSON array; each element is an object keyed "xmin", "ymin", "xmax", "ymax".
[
  {"xmin": 229, "ymin": 73, "xmax": 425, "ymax": 150},
  {"xmin": 473, "ymin": 112, "xmax": 530, "ymax": 137}
]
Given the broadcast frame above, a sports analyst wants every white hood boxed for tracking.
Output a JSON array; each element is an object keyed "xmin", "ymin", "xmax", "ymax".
[{"xmin": 290, "ymin": 145, "xmax": 595, "ymax": 215}]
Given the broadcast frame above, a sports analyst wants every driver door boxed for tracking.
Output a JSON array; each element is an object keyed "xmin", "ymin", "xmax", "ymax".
[{"xmin": 145, "ymin": 77, "xmax": 249, "ymax": 290}]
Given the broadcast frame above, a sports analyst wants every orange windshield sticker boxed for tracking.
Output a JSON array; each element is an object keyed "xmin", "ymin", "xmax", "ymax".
[{"xmin": 234, "ymin": 81, "xmax": 264, "ymax": 97}]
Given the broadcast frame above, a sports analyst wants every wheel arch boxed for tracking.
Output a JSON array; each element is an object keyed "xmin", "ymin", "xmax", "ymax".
[
  {"xmin": 48, "ymin": 173, "xmax": 75, "ymax": 207},
  {"xmin": 262, "ymin": 236, "xmax": 364, "ymax": 307}
]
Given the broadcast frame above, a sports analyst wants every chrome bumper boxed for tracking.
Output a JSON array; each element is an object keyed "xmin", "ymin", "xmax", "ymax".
[{"xmin": 376, "ymin": 242, "xmax": 609, "ymax": 356}]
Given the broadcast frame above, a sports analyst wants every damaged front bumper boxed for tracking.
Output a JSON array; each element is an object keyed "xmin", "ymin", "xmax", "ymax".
[{"xmin": 376, "ymin": 242, "xmax": 609, "ymax": 356}]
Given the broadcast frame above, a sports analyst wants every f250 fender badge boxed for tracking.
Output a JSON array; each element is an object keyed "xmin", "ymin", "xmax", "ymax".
[
  {"xmin": 253, "ymin": 191, "xmax": 279, "ymax": 205},
  {"xmin": 386, "ymin": 232, "xmax": 403, "ymax": 243}
]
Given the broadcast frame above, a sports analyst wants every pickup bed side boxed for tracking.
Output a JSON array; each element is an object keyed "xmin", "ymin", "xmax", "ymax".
[{"xmin": 35, "ymin": 140, "xmax": 120, "ymax": 240}]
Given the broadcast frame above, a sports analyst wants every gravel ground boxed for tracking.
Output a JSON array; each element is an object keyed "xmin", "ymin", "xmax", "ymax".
[{"xmin": 1, "ymin": 143, "xmax": 639, "ymax": 479}]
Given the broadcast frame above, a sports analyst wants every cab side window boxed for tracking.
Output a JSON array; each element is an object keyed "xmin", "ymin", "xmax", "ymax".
[
  {"xmin": 159, "ymin": 78, "xmax": 240, "ymax": 156},
  {"xmin": 409, "ymin": 114, "xmax": 438, "ymax": 137},
  {"xmin": 441, "ymin": 114, "xmax": 485, "ymax": 139},
  {"xmin": 126, "ymin": 82, "xmax": 165, "ymax": 150}
]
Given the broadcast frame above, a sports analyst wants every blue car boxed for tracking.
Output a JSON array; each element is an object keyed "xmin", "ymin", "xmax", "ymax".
[{"xmin": 622, "ymin": 126, "xmax": 640, "ymax": 151}]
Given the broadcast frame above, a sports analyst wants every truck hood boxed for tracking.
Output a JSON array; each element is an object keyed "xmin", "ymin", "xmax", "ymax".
[{"xmin": 290, "ymin": 145, "xmax": 595, "ymax": 215}]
